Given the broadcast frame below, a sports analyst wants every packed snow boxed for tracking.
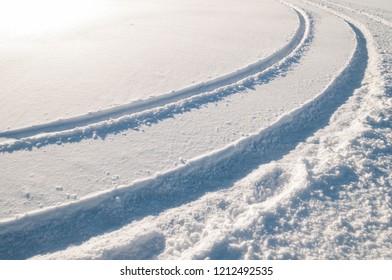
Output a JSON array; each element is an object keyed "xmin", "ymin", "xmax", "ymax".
[{"xmin": 0, "ymin": 0, "xmax": 391, "ymax": 260}]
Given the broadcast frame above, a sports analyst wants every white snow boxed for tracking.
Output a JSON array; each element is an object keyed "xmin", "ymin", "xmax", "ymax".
[
  {"xmin": 0, "ymin": 0, "xmax": 297, "ymax": 131},
  {"xmin": 0, "ymin": 0, "xmax": 391, "ymax": 260}
]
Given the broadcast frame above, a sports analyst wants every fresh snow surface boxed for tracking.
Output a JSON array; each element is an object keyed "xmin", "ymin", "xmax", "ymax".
[
  {"xmin": 0, "ymin": 0, "xmax": 297, "ymax": 132},
  {"xmin": 0, "ymin": 0, "xmax": 391, "ymax": 260}
]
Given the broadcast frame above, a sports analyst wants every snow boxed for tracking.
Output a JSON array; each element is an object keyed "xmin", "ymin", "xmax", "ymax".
[
  {"xmin": 0, "ymin": 0, "xmax": 391, "ymax": 260},
  {"xmin": 0, "ymin": 0, "xmax": 297, "ymax": 132}
]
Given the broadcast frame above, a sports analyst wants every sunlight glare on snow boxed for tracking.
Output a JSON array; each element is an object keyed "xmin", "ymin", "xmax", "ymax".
[{"xmin": 0, "ymin": 0, "xmax": 106, "ymax": 35}]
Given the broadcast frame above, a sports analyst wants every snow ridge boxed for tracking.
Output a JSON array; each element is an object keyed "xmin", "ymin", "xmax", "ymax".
[{"xmin": 0, "ymin": 14, "xmax": 367, "ymax": 259}]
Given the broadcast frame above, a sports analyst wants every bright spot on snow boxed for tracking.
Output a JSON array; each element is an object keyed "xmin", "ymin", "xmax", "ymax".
[{"xmin": 0, "ymin": 0, "xmax": 105, "ymax": 35}]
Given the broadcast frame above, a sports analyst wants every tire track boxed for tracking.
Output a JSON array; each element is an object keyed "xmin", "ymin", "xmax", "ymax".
[
  {"xmin": 39, "ymin": 0, "xmax": 391, "ymax": 258},
  {"xmin": 0, "ymin": 5, "xmax": 308, "ymax": 141},
  {"xmin": 0, "ymin": 11, "xmax": 367, "ymax": 259},
  {"xmin": 186, "ymin": 0, "xmax": 389, "ymax": 260},
  {"xmin": 0, "ymin": 7, "xmax": 312, "ymax": 158},
  {"xmin": 322, "ymin": 0, "xmax": 392, "ymax": 27}
]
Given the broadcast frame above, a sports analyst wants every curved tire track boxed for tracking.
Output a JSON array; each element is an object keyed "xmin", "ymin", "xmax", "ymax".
[
  {"xmin": 0, "ymin": 11, "xmax": 368, "ymax": 259},
  {"xmin": 0, "ymin": 5, "xmax": 309, "ymax": 141},
  {"xmin": 322, "ymin": 0, "xmax": 392, "ymax": 27},
  {"xmin": 190, "ymin": 1, "xmax": 389, "ymax": 260}
]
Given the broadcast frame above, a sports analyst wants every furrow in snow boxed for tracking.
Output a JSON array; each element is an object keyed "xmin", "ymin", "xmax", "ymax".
[
  {"xmin": 181, "ymin": 1, "xmax": 391, "ymax": 260},
  {"xmin": 27, "ymin": 0, "xmax": 392, "ymax": 260},
  {"xmin": 323, "ymin": 0, "xmax": 392, "ymax": 27},
  {"xmin": 0, "ymin": 15, "xmax": 366, "ymax": 259},
  {"xmin": 0, "ymin": 4, "xmax": 308, "ymax": 141},
  {"xmin": 36, "ymin": 0, "xmax": 386, "ymax": 259},
  {"xmin": 0, "ymin": 5, "xmax": 313, "ymax": 153}
]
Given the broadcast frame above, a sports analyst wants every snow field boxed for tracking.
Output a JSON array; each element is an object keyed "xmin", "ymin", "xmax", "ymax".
[
  {"xmin": 0, "ymin": 0, "xmax": 297, "ymax": 132},
  {"xmin": 41, "ymin": 0, "xmax": 392, "ymax": 259},
  {"xmin": 0, "ymin": 0, "xmax": 355, "ymax": 221},
  {"xmin": 0, "ymin": 0, "xmax": 391, "ymax": 259}
]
